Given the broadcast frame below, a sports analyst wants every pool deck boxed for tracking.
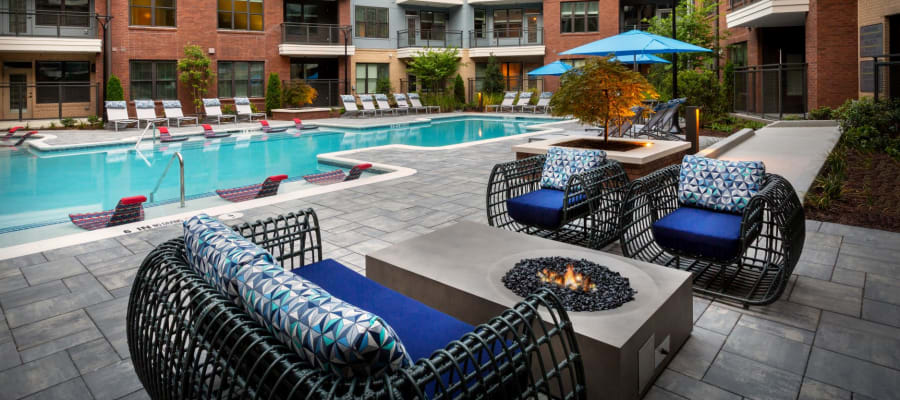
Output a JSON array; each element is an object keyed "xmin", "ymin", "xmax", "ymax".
[{"xmin": 1, "ymin": 118, "xmax": 899, "ymax": 400}]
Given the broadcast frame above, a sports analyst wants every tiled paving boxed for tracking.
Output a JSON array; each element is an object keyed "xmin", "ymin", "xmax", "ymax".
[{"xmin": 1, "ymin": 135, "xmax": 899, "ymax": 399}]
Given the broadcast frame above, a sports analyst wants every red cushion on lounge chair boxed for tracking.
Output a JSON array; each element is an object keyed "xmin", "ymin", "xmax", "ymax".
[
  {"xmin": 267, "ymin": 174, "xmax": 288, "ymax": 182},
  {"xmin": 120, "ymin": 195, "xmax": 147, "ymax": 205},
  {"xmin": 28, "ymin": 131, "xmax": 38, "ymax": 135},
  {"xmin": 202, "ymin": 124, "xmax": 213, "ymax": 131},
  {"xmin": 9, "ymin": 126, "xmax": 22, "ymax": 133},
  {"xmin": 355, "ymin": 163, "xmax": 373, "ymax": 170},
  {"xmin": 158, "ymin": 126, "xmax": 169, "ymax": 133},
  {"xmin": 260, "ymin": 120, "xmax": 270, "ymax": 126},
  {"xmin": 293, "ymin": 118, "xmax": 302, "ymax": 124}
]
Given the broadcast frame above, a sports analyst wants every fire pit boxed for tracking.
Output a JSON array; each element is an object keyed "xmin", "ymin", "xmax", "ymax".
[{"xmin": 502, "ymin": 256, "xmax": 637, "ymax": 312}]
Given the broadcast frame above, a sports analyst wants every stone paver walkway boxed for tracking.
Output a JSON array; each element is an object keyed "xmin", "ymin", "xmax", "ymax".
[{"xmin": 0, "ymin": 135, "xmax": 898, "ymax": 399}]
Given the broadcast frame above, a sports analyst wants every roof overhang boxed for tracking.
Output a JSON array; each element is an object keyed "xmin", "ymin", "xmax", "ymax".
[
  {"xmin": 726, "ymin": 0, "xmax": 808, "ymax": 28},
  {"xmin": 0, "ymin": 37, "xmax": 101, "ymax": 53},
  {"xmin": 278, "ymin": 44, "xmax": 356, "ymax": 57},
  {"xmin": 469, "ymin": 46, "xmax": 545, "ymax": 58},
  {"xmin": 397, "ymin": 0, "xmax": 462, "ymax": 8}
]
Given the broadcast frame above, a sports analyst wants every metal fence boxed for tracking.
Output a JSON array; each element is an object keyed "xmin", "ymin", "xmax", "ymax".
[
  {"xmin": 469, "ymin": 28, "xmax": 543, "ymax": 47},
  {"xmin": 733, "ymin": 63, "xmax": 807, "ymax": 119},
  {"xmin": 0, "ymin": 82, "xmax": 101, "ymax": 121},
  {"xmin": 284, "ymin": 79, "xmax": 344, "ymax": 107},
  {"xmin": 281, "ymin": 23, "xmax": 351, "ymax": 45},
  {"xmin": 867, "ymin": 53, "xmax": 900, "ymax": 102},
  {"xmin": 466, "ymin": 78, "xmax": 544, "ymax": 103},
  {"xmin": 0, "ymin": 9, "xmax": 99, "ymax": 37},
  {"xmin": 397, "ymin": 29, "xmax": 462, "ymax": 48}
]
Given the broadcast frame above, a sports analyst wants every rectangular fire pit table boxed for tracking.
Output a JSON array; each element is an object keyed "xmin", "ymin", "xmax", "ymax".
[{"xmin": 366, "ymin": 221, "xmax": 693, "ymax": 400}]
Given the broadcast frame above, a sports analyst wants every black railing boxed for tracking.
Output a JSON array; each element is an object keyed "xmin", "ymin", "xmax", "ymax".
[
  {"xmin": 733, "ymin": 63, "xmax": 807, "ymax": 119},
  {"xmin": 867, "ymin": 53, "xmax": 900, "ymax": 102},
  {"xmin": 281, "ymin": 23, "xmax": 351, "ymax": 45},
  {"xmin": 466, "ymin": 77, "xmax": 544, "ymax": 103},
  {"xmin": 621, "ymin": 23, "xmax": 650, "ymax": 32},
  {"xmin": 469, "ymin": 28, "xmax": 543, "ymax": 47},
  {"xmin": 0, "ymin": 82, "xmax": 101, "ymax": 121},
  {"xmin": 397, "ymin": 29, "xmax": 462, "ymax": 48},
  {"xmin": 0, "ymin": 9, "xmax": 99, "ymax": 37},
  {"xmin": 284, "ymin": 79, "xmax": 345, "ymax": 107}
]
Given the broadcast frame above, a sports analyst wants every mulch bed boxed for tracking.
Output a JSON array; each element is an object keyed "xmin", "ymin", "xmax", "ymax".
[
  {"xmin": 804, "ymin": 149, "xmax": 900, "ymax": 233},
  {"xmin": 699, "ymin": 128, "xmax": 733, "ymax": 138}
]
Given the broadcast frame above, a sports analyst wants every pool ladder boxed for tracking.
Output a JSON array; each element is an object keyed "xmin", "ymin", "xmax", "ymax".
[{"xmin": 149, "ymin": 152, "xmax": 185, "ymax": 208}]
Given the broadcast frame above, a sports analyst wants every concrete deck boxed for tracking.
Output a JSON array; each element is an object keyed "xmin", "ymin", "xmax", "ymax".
[{"xmin": 1, "ymin": 123, "xmax": 897, "ymax": 400}]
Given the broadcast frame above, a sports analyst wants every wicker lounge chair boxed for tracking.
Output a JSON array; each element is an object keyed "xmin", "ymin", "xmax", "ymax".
[
  {"xmin": 157, "ymin": 126, "xmax": 187, "ymax": 142},
  {"xmin": 292, "ymin": 118, "xmax": 319, "ymax": 130},
  {"xmin": 134, "ymin": 100, "xmax": 168, "ymax": 128},
  {"xmin": 407, "ymin": 93, "xmax": 440, "ymax": 113},
  {"xmin": 202, "ymin": 98, "xmax": 237, "ymax": 125},
  {"xmin": 202, "ymin": 124, "xmax": 230, "ymax": 139},
  {"xmin": 487, "ymin": 148, "xmax": 631, "ymax": 249},
  {"xmin": 234, "ymin": 97, "xmax": 266, "ymax": 121},
  {"xmin": 258, "ymin": 120, "xmax": 288, "ymax": 133},
  {"xmin": 69, "ymin": 195, "xmax": 146, "ymax": 230},
  {"xmin": 303, "ymin": 163, "xmax": 372, "ymax": 185},
  {"xmin": 617, "ymin": 155, "xmax": 805, "ymax": 307},
  {"xmin": 487, "ymin": 91, "xmax": 516, "ymax": 112},
  {"xmin": 522, "ymin": 92, "xmax": 553, "ymax": 114},
  {"xmin": 127, "ymin": 209, "xmax": 586, "ymax": 400},
  {"xmin": 162, "ymin": 100, "xmax": 199, "ymax": 127},
  {"xmin": 511, "ymin": 91, "xmax": 533, "ymax": 112},
  {"xmin": 216, "ymin": 174, "xmax": 288, "ymax": 202},
  {"xmin": 105, "ymin": 101, "xmax": 139, "ymax": 132}
]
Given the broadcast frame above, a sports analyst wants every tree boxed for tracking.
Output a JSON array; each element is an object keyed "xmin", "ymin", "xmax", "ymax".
[
  {"xmin": 106, "ymin": 74, "xmax": 124, "ymax": 101},
  {"xmin": 265, "ymin": 73, "xmax": 282, "ymax": 114},
  {"xmin": 482, "ymin": 55, "xmax": 505, "ymax": 95},
  {"xmin": 283, "ymin": 81, "xmax": 317, "ymax": 107},
  {"xmin": 177, "ymin": 44, "xmax": 215, "ymax": 112},
  {"xmin": 550, "ymin": 57, "xmax": 658, "ymax": 142},
  {"xmin": 375, "ymin": 77, "xmax": 392, "ymax": 94},
  {"xmin": 453, "ymin": 74, "xmax": 465, "ymax": 104},
  {"xmin": 406, "ymin": 47, "xmax": 463, "ymax": 91}
]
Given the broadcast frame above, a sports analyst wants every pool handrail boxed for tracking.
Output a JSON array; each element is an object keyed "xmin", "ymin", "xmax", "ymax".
[
  {"xmin": 148, "ymin": 151, "xmax": 185, "ymax": 208},
  {"xmin": 134, "ymin": 122, "xmax": 157, "ymax": 167}
]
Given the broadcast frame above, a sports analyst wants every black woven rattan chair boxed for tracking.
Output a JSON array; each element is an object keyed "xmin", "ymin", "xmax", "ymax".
[
  {"xmin": 617, "ymin": 165, "xmax": 805, "ymax": 307},
  {"xmin": 487, "ymin": 155, "xmax": 630, "ymax": 249},
  {"xmin": 127, "ymin": 209, "xmax": 587, "ymax": 399}
]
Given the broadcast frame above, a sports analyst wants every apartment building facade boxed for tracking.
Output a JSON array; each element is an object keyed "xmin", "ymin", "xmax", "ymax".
[{"xmin": 857, "ymin": 0, "xmax": 900, "ymax": 100}]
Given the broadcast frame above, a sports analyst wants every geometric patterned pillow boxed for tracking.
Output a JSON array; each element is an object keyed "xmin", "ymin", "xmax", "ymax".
[
  {"xmin": 234, "ymin": 97, "xmax": 251, "ymax": 105},
  {"xmin": 202, "ymin": 98, "xmax": 221, "ymax": 107},
  {"xmin": 539, "ymin": 146, "xmax": 607, "ymax": 190},
  {"xmin": 235, "ymin": 260, "xmax": 413, "ymax": 378},
  {"xmin": 677, "ymin": 155, "xmax": 766, "ymax": 214},
  {"xmin": 134, "ymin": 99, "xmax": 155, "ymax": 109}
]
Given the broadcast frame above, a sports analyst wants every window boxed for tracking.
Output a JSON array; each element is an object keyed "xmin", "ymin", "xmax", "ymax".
[
  {"xmin": 561, "ymin": 59, "xmax": 586, "ymax": 68},
  {"xmin": 493, "ymin": 9, "xmax": 522, "ymax": 38},
  {"xmin": 290, "ymin": 58, "xmax": 338, "ymax": 80},
  {"xmin": 35, "ymin": 61, "xmax": 90, "ymax": 104},
  {"xmin": 36, "ymin": 0, "xmax": 90, "ymax": 27},
  {"xmin": 130, "ymin": 61, "xmax": 177, "ymax": 99},
  {"xmin": 355, "ymin": 63, "xmax": 387, "ymax": 94},
  {"xmin": 729, "ymin": 42, "xmax": 747, "ymax": 67},
  {"xmin": 355, "ymin": 6, "xmax": 388, "ymax": 38},
  {"xmin": 419, "ymin": 10, "xmax": 447, "ymax": 39},
  {"xmin": 218, "ymin": 0, "xmax": 263, "ymax": 31},
  {"xmin": 130, "ymin": 0, "xmax": 175, "ymax": 26},
  {"xmin": 218, "ymin": 61, "xmax": 265, "ymax": 98},
  {"xmin": 560, "ymin": 1, "xmax": 598, "ymax": 33},
  {"xmin": 474, "ymin": 9, "xmax": 485, "ymax": 38},
  {"xmin": 284, "ymin": 0, "xmax": 337, "ymax": 24}
]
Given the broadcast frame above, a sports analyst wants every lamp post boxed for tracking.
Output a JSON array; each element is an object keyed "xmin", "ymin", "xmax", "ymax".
[{"xmin": 671, "ymin": 0, "xmax": 678, "ymax": 100}]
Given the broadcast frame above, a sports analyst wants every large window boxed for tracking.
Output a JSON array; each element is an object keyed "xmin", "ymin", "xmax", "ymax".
[
  {"xmin": 35, "ymin": 61, "xmax": 90, "ymax": 104},
  {"xmin": 729, "ymin": 42, "xmax": 748, "ymax": 67},
  {"xmin": 218, "ymin": 61, "xmax": 265, "ymax": 98},
  {"xmin": 130, "ymin": 0, "xmax": 175, "ymax": 26},
  {"xmin": 560, "ymin": 1, "xmax": 598, "ymax": 33},
  {"xmin": 419, "ymin": 10, "xmax": 446, "ymax": 39},
  {"xmin": 218, "ymin": 0, "xmax": 263, "ymax": 31},
  {"xmin": 355, "ymin": 63, "xmax": 387, "ymax": 94},
  {"xmin": 284, "ymin": 0, "xmax": 337, "ymax": 24},
  {"xmin": 355, "ymin": 6, "xmax": 388, "ymax": 38},
  {"xmin": 36, "ymin": 0, "xmax": 90, "ymax": 26},
  {"xmin": 493, "ymin": 9, "xmax": 522, "ymax": 38},
  {"xmin": 130, "ymin": 61, "xmax": 177, "ymax": 99}
]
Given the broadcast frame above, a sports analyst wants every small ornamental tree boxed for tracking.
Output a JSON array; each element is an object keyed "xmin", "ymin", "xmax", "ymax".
[
  {"xmin": 453, "ymin": 74, "xmax": 465, "ymax": 104},
  {"xmin": 283, "ymin": 81, "xmax": 317, "ymax": 107},
  {"xmin": 375, "ymin": 77, "xmax": 392, "ymax": 94},
  {"xmin": 265, "ymin": 73, "xmax": 282, "ymax": 114},
  {"xmin": 406, "ymin": 47, "xmax": 463, "ymax": 91},
  {"xmin": 482, "ymin": 55, "xmax": 504, "ymax": 95},
  {"xmin": 106, "ymin": 74, "xmax": 124, "ymax": 101},
  {"xmin": 177, "ymin": 44, "xmax": 215, "ymax": 112},
  {"xmin": 550, "ymin": 56, "xmax": 658, "ymax": 142}
]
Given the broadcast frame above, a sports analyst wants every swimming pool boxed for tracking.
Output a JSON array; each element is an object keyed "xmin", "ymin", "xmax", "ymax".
[{"xmin": 0, "ymin": 115, "xmax": 556, "ymax": 235}]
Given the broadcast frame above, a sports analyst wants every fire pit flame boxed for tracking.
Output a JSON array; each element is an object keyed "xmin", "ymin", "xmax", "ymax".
[{"xmin": 538, "ymin": 264, "xmax": 597, "ymax": 292}]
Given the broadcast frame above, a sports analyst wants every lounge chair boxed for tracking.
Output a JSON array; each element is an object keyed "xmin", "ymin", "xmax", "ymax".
[
  {"xmin": 157, "ymin": 126, "xmax": 188, "ymax": 142},
  {"xmin": 486, "ymin": 91, "xmax": 516, "ymax": 112},
  {"xmin": 258, "ymin": 120, "xmax": 288, "ymax": 133},
  {"xmin": 522, "ymin": 92, "xmax": 553, "ymax": 114},
  {"xmin": 162, "ymin": 100, "xmax": 198, "ymax": 127},
  {"xmin": 2, "ymin": 127, "xmax": 41, "ymax": 144},
  {"xmin": 3, "ymin": 126, "xmax": 24, "ymax": 138},
  {"xmin": 293, "ymin": 118, "xmax": 318, "ymax": 130},
  {"xmin": 394, "ymin": 93, "xmax": 425, "ymax": 114},
  {"xmin": 234, "ymin": 97, "xmax": 266, "ymax": 121},
  {"xmin": 374, "ymin": 93, "xmax": 405, "ymax": 115},
  {"xmin": 358, "ymin": 94, "xmax": 382, "ymax": 117},
  {"xmin": 511, "ymin": 91, "xmax": 533, "ymax": 112},
  {"xmin": 302, "ymin": 163, "xmax": 372, "ymax": 185},
  {"xmin": 134, "ymin": 100, "xmax": 168, "ymax": 128},
  {"xmin": 618, "ymin": 155, "xmax": 805, "ymax": 307},
  {"xmin": 407, "ymin": 93, "xmax": 440, "ymax": 113},
  {"xmin": 202, "ymin": 124, "xmax": 230, "ymax": 139},
  {"xmin": 634, "ymin": 99, "xmax": 683, "ymax": 140},
  {"xmin": 340, "ymin": 95, "xmax": 369, "ymax": 118},
  {"xmin": 216, "ymin": 174, "xmax": 288, "ymax": 202},
  {"xmin": 202, "ymin": 98, "xmax": 237, "ymax": 125},
  {"xmin": 105, "ymin": 101, "xmax": 139, "ymax": 132},
  {"xmin": 69, "ymin": 195, "xmax": 147, "ymax": 230},
  {"xmin": 586, "ymin": 105, "xmax": 644, "ymax": 137}
]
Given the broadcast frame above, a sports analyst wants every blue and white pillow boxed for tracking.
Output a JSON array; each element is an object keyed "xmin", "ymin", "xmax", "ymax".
[
  {"xmin": 358, "ymin": 94, "xmax": 373, "ymax": 102},
  {"xmin": 340, "ymin": 95, "xmax": 356, "ymax": 103},
  {"xmin": 539, "ymin": 147, "xmax": 607, "ymax": 190},
  {"xmin": 134, "ymin": 100, "xmax": 155, "ymax": 109},
  {"xmin": 374, "ymin": 93, "xmax": 389, "ymax": 101},
  {"xmin": 235, "ymin": 260, "xmax": 413, "ymax": 378},
  {"xmin": 234, "ymin": 97, "xmax": 250, "ymax": 105},
  {"xmin": 162, "ymin": 100, "xmax": 182, "ymax": 109},
  {"xmin": 677, "ymin": 155, "xmax": 766, "ymax": 214},
  {"xmin": 539, "ymin": 92, "xmax": 553, "ymax": 99},
  {"xmin": 105, "ymin": 101, "xmax": 127, "ymax": 109},
  {"xmin": 407, "ymin": 93, "xmax": 420, "ymax": 100},
  {"xmin": 202, "ymin": 98, "xmax": 221, "ymax": 107}
]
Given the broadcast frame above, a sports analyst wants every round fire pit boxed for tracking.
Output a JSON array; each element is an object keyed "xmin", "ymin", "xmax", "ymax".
[{"xmin": 502, "ymin": 256, "xmax": 637, "ymax": 312}]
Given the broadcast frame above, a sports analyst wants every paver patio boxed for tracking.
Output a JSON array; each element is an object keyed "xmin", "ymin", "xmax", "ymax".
[{"xmin": 0, "ymin": 134, "xmax": 898, "ymax": 399}]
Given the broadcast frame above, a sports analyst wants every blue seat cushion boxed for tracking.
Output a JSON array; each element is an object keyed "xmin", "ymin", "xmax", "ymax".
[
  {"xmin": 506, "ymin": 189, "xmax": 587, "ymax": 230},
  {"xmin": 292, "ymin": 259, "xmax": 475, "ymax": 362},
  {"xmin": 652, "ymin": 207, "xmax": 745, "ymax": 262}
]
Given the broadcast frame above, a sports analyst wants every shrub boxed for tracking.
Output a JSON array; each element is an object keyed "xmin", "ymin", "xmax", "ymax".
[
  {"xmin": 482, "ymin": 55, "xmax": 505, "ymax": 95},
  {"xmin": 422, "ymin": 93, "xmax": 458, "ymax": 112},
  {"xmin": 222, "ymin": 104, "xmax": 236, "ymax": 115},
  {"xmin": 87, "ymin": 115, "xmax": 102, "ymax": 128},
  {"xmin": 177, "ymin": 44, "xmax": 215, "ymax": 112},
  {"xmin": 265, "ymin": 73, "xmax": 282, "ymax": 114},
  {"xmin": 808, "ymin": 106, "xmax": 834, "ymax": 120},
  {"xmin": 106, "ymin": 75, "xmax": 124, "ymax": 101},
  {"xmin": 482, "ymin": 92, "xmax": 503, "ymax": 109},
  {"xmin": 283, "ymin": 81, "xmax": 317, "ymax": 107},
  {"xmin": 407, "ymin": 48, "xmax": 463, "ymax": 91},
  {"xmin": 60, "ymin": 117, "xmax": 76, "ymax": 128},
  {"xmin": 453, "ymin": 74, "xmax": 465, "ymax": 104},
  {"xmin": 835, "ymin": 97, "xmax": 900, "ymax": 155},
  {"xmin": 675, "ymin": 69, "xmax": 729, "ymax": 120},
  {"xmin": 376, "ymin": 77, "xmax": 392, "ymax": 94}
]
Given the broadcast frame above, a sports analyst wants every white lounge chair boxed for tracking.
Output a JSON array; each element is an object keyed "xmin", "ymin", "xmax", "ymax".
[
  {"xmin": 511, "ymin": 92, "xmax": 532, "ymax": 112},
  {"xmin": 162, "ymin": 100, "xmax": 198, "ymax": 127},
  {"xmin": 394, "ymin": 93, "xmax": 426, "ymax": 114},
  {"xmin": 486, "ymin": 92, "xmax": 516, "ymax": 112},
  {"xmin": 375, "ymin": 93, "xmax": 405, "ymax": 115},
  {"xmin": 134, "ymin": 100, "xmax": 168, "ymax": 128},
  {"xmin": 522, "ymin": 92, "xmax": 553, "ymax": 114},
  {"xmin": 202, "ymin": 98, "xmax": 237, "ymax": 125},
  {"xmin": 234, "ymin": 97, "xmax": 266, "ymax": 121},
  {"xmin": 105, "ymin": 101, "xmax": 138, "ymax": 132},
  {"xmin": 407, "ymin": 93, "xmax": 440, "ymax": 114},
  {"xmin": 340, "ymin": 95, "xmax": 371, "ymax": 118},
  {"xmin": 358, "ymin": 94, "xmax": 383, "ymax": 117}
]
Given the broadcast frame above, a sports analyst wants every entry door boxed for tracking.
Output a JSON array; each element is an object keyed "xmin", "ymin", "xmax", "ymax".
[
  {"xmin": 3, "ymin": 68, "xmax": 33, "ymax": 120},
  {"xmin": 406, "ymin": 15, "xmax": 417, "ymax": 46},
  {"xmin": 526, "ymin": 12, "xmax": 540, "ymax": 44},
  {"xmin": 5, "ymin": 0, "xmax": 29, "ymax": 35}
]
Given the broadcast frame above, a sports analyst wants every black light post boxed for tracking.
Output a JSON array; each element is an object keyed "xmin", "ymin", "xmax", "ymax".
[
  {"xmin": 671, "ymin": 0, "xmax": 678, "ymax": 100},
  {"xmin": 95, "ymin": 13, "xmax": 113, "ymax": 122}
]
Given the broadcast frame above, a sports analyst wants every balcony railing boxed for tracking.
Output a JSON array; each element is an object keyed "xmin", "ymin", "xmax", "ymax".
[
  {"xmin": 0, "ymin": 9, "xmax": 98, "ymax": 37},
  {"xmin": 469, "ymin": 28, "xmax": 543, "ymax": 47},
  {"xmin": 733, "ymin": 63, "xmax": 807, "ymax": 119},
  {"xmin": 397, "ymin": 29, "xmax": 462, "ymax": 48},
  {"xmin": 621, "ymin": 23, "xmax": 650, "ymax": 32},
  {"xmin": 281, "ymin": 23, "xmax": 351, "ymax": 45}
]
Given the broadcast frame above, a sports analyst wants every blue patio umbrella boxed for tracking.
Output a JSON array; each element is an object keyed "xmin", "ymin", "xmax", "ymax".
[
  {"xmin": 559, "ymin": 30, "xmax": 711, "ymax": 57},
  {"xmin": 527, "ymin": 61, "xmax": 574, "ymax": 76},
  {"xmin": 609, "ymin": 54, "xmax": 671, "ymax": 65}
]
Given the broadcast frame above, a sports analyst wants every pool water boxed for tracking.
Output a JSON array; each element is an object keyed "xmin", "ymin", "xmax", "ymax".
[{"xmin": 0, "ymin": 116, "xmax": 554, "ymax": 233}]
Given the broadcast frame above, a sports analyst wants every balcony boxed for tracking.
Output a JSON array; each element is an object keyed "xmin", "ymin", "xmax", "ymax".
[
  {"xmin": 726, "ymin": 0, "xmax": 808, "ymax": 28},
  {"xmin": 278, "ymin": 23, "xmax": 355, "ymax": 57},
  {"xmin": 0, "ymin": 10, "xmax": 101, "ymax": 53},
  {"xmin": 468, "ymin": 28, "xmax": 544, "ymax": 58},
  {"xmin": 395, "ymin": 0, "xmax": 462, "ymax": 8},
  {"xmin": 397, "ymin": 29, "xmax": 462, "ymax": 58}
]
